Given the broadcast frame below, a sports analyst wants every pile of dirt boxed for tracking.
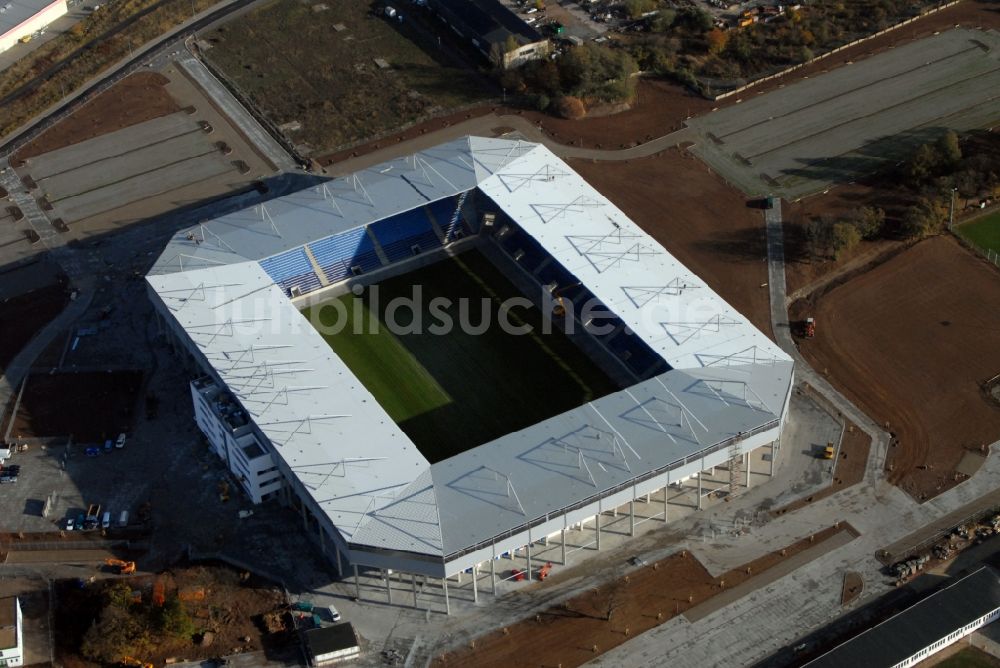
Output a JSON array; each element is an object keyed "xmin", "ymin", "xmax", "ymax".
[
  {"xmin": 433, "ymin": 524, "xmax": 851, "ymax": 667},
  {"xmin": 53, "ymin": 564, "xmax": 289, "ymax": 667},
  {"xmin": 13, "ymin": 72, "xmax": 180, "ymax": 162}
]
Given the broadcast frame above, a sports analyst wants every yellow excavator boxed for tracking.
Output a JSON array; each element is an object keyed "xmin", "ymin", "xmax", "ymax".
[{"xmin": 122, "ymin": 656, "xmax": 153, "ymax": 668}]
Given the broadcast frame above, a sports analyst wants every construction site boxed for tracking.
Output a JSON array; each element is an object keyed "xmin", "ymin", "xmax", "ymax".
[{"xmin": 2, "ymin": 0, "xmax": 1000, "ymax": 665}]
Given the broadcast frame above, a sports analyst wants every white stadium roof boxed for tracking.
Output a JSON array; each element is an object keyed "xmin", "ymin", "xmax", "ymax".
[{"xmin": 148, "ymin": 137, "xmax": 792, "ymax": 561}]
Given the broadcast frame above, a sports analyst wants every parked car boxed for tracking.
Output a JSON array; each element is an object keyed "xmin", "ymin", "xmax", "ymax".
[
  {"xmin": 104, "ymin": 440, "xmax": 114, "ymax": 452},
  {"xmin": 85, "ymin": 447, "xmax": 100, "ymax": 457},
  {"xmin": 0, "ymin": 473, "xmax": 17, "ymax": 484},
  {"xmin": 65, "ymin": 517, "xmax": 75, "ymax": 531},
  {"xmin": 327, "ymin": 604, "xmax": 341, "ymax": 622},
  {"xmin": 76, "ymin": 513, "xmax": 85, "ymax": 528},
  {"xmin": 101, "ymin": 511, "xmax": 111, "ymax": 529},
  {"xmin": 115, "ymin": 433, "xmax": 127, "ymax": 449}
]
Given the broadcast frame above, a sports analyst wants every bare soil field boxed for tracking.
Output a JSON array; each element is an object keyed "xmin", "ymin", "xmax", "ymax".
[
  {"xmin": 54, "ymin": 563, "xmax": 290, "ymax": 668},
  {"xmin": 0, "ymin": 278, "xmax": 69, "ymax": 374},
  {"xmin": 432, "ymin": 524, "xmax": 852, "ymax": 668},
  {"xmin": 204, "ymin": 0, "xmax": 494, "ymax": 155},
  {"xmin": 13, "ymin": 72, "xmax": 180, "ymax": 163},
  {"xmin": 791, "ymin": 236, "xmax": 1000, "ymax": 500},
  {"xmin": 569, "ymin": 149, "xmax": 772, "ymax": 336},
  {"xmin": 3, "ymin": 370, "xmax": 143, "ymax": 442}
]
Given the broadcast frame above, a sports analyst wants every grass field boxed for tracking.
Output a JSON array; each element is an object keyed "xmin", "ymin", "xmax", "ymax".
[
  {"xmin": 205, "ymin": 0, "xmax": 494, "ymax": 155},
  {"xmin": 956, "ymin": 210, "xmax": 1000, "ymax": 253},
  {"xmin": 300, "ymin": 251, "xmax": 619, "ymax": 462}
]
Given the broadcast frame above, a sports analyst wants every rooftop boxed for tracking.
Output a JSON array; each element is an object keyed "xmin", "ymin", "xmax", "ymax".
[
  {"xmin": 431, "ymin": 0, "xmax": 544, "ymax": 46},
  {"xmin": 1, "ymin": 0, "xmax": 60, "ymax": 37},
  {"xmin": 806, "ymin": 566, "xmax": 1000, "ymax": 668},
  {"xmin": 0, "ymin": 596, "xmax": 17, "ymax": 651},
  {"xmin": 303, "ymin": 622, "xmax": 360, "ymax": 657},
  {"xmin": 147, "ymin": 137, "xmax": 792, "ymax": 562}
]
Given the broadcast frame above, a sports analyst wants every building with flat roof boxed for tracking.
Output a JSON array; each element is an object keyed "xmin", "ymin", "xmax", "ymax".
[
  {"xmin": 147, "ymin": 136, "xmax": 793, "ymax": 612},
  {"xmin": 428, "ymin": 0, "xmax": 550, "ymax": 68},
  {"xmin": 806, "ymin": 566, "xmax": 1000, "ymax": 668},
  {"xmin": 302, "ymin": 623, "xmax": 361, "ymax": 665},
  {"xmin": 0, "ymin": 597, "xmax": 23, "ymax": 668},
  {"xmin": 0, "ymin": 0, "xmax": 68, "ymax": 53}
]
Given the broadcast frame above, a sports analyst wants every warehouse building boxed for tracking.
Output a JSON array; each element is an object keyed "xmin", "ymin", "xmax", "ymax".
[
  {"xmin": 428, "ymin": 0, "xmax": 550, "ymax": 68},
  {"xmin": 0, "ymin": 0, "xmax": 68, "ymax": 54},
  {"xmin": 0, "ymin": 597, "xmax": 23, "ymax": 668},
  {"xmin": 806, "ymin": 566, "xmax": 1000, "ymax": 668},
  {"xmin": 147, "ymin": 137, "xmax": 793, "ymax": 613}
]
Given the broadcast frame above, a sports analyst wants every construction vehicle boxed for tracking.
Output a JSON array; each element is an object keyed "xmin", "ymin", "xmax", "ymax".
[
  {"xmin": 822, "ymin": 443, "xmax": 835, "ymax": 460},
  {"xmin": 537, "ymin": 562, "xmax": 553, "ymax": 581},
  {"xmin": 105, "ymin": 558, "xmax": 136, "ymax": 575},
  {"xmin": 121, "ymin": 657, "xmax": 152, "ymax": 668},
  {"xmin": 804, "ymin": 317, "xmax": 816, "ymax": 338}
]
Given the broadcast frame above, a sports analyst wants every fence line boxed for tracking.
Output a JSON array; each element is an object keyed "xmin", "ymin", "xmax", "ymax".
[{"xmin": 710, "ymin": 0, "xmax": 962, "ymax": 101}]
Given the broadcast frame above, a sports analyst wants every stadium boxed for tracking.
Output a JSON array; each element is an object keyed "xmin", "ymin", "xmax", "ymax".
[{"xmin": 146, "ymin": 137, "xmax": 794, "ymax": 612}]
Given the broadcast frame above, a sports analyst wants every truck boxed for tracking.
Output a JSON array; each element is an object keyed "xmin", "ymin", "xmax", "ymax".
[{"xmin": 85, "ymin": 504, "xmax": 101, "ymax": 530}]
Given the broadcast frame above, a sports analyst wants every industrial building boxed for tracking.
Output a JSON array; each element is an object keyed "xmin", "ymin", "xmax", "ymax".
[
  {"xmin": 0, "ymin": 0, "xmax": 67, "ymax": 53},
  {"xmin": 0, "ymin": 597, "xmax": 23, "ymax": 668},
  {"xmin": 428, "ymin": 0, "xmax": 550, "ymax": 68},
  {"xmin": 147, "ymin": 137, "xmax": 793, "ymax": 612},
  {"xmin": 806, "ymin": 566, "xmax": 1000, "ymax": 668}
]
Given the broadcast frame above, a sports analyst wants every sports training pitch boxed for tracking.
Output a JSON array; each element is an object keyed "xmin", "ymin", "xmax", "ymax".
[
  {"xmin": 300, "ymin": 250, "xmax": 619, "ymax": 463},
  {"xmin": 688, "ymin": 28, "xmax": 1000, "ymax": 200},
  {"xmin": 956, "ymin": 210, "xmax": 1000, "ymax": 253}
]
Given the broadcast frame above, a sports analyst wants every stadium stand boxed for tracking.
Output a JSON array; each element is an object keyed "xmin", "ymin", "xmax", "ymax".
[
  {"xmin": 370, "ymin": 208, "xmax": 442, "ymax": 263},
  {"xmin": 309, "ymin": 228, "xmax": 382, "ymax": 283},
  {"xmin": 258, "ymin": 248, "xmax": 323, "ymax": 296},
  {"xmin": 427, "ymin": 195, "xmax": 467, "ymax": 242}
]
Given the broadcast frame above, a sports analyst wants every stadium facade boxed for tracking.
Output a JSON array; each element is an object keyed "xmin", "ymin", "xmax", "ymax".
[
  {"xmin": 147, "ymin": 137, "xmax": 793, "ymax": 611},
  {"xmin": 0, "ymin": 0, "xmax": 67, "ymax": 53}
]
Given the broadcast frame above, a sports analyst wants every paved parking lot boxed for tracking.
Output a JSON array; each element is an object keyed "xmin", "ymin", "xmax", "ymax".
[{"xmin": 688, "ymin": 28, "xmax": 1000, "ymax": 199}]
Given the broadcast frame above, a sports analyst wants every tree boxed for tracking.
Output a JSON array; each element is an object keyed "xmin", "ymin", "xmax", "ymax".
[
  {"xmin": 677, "ymin": 6, "xmax": 713, "ymax": 33},
  {"xmin": 650, "ymin": 8, "xmax": 677, "ymax": 32},
  {"xmin": 830, "ymin": 222, "xmax": 861, "ymax": 259},
  {"xmin": 154, "ymin": 596, "xmax": 195, "ymax": 639},
  {"xmin": 624, "ymin": 0, "xmax": 656, "ymax": 19},
  {"xmin": 906, "ymin": 143, "xmax": 940, "ymax": 185},
  {"xmin": 706, "ymin": 28, "xmax": 729, "ymax": 55},
  {"xmin": 81, "ymin": 606, "xmax": 150, "ymax": 663},
  {"xmin": 849, "ymin": 206, "xmax": 885, "ymax": 239},
  {"xmin": 936, "ymin": 130, "xmax": 961, "ymax": 167},
  {"xmin": 806, "ymin": 217, "xmax": 834, "ymax": 258},
  {"xmin": 555, "ymin": 95, "xmax": 586, "ymax": 119},
  {"xmin": 900, "ymin": 197, "xmax": 946, "ymax": 239}
]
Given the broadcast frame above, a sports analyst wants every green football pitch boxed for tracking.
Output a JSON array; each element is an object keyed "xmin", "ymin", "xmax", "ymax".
[
  {"xmin": 956, "ymin": 210, "xmax": 1000, "ymax": 253},
  {"xmin": 300, "ymin": 250, "xmax": 620, "ymax": 463}
]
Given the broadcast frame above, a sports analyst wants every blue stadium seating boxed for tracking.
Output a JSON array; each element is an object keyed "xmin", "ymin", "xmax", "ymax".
[
  {"xmin": 309, "ymin": 228, "xmax": 381, "ymax": 284},
  {"xmin": 370, "ymin": 207, "xmax": 442, "ymax": 263},
  {"xmin": 427, "ymin": 194, "xmax": 467, "ymax": 241},
  {"xmin": 259, "ymin": 248, "xmax": 323, "ymax": 296}
]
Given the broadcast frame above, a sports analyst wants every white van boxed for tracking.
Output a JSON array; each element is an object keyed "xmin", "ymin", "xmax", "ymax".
[{"xmin": 101, "ymin": 511, "xmax": 111, "ymax": 529}]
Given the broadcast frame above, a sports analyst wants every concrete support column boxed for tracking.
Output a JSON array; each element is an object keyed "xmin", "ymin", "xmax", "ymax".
[
  {"xmin": 560, "ymin": 528, "xmax": 567, "ymax": 564},
  {"xmin": 645, "ymin": 492, "xmax": 650, "ymax": 503},
  {"xmin": 664, "ymin": 471, "xmax": 670, "ymax": 522},
  {"xmin": 335, "ymin": 543, "xmax": 343, "ymax": 576},
  {"xmin": 353, "ymin": 565, "xmax": 360, "ymax": 600},
  {"xmin": 526, "ymin": 543, "xmax": 532, "ymax": 581},
  {"xmin": 771, "ymin": 440, "xmax": 777, "ymax": 476},
  {"xmin": 595, "ymin": 512, "xmax": 602, "ymax": 550},
  {"xmin": 412, "ymin": 574, "xmax": 418, "ymax": 609},
  {"xmin": 318, "ymin": 523, "xmax": 326, "ymax": 555},
  {"xmin": 472, "ymin": 565, "xmax": 478, "ymax": 603},
  {"xmin": 697, "ymin": 473, "xmax": 703, "ymax": 510},
  {"xmin": 443, "ymin": 577, "xmax": 450, "ymax": 616},
  {"xmin": 746, "ymin": 451, "xmax": 751, "ymax": 488},
  {"xmin": 385, "ymin": 570, "xmax": 392, "ymax": 604},
  {"xmin": 490, "ymin": 558, "xmax": 497, "ymax": 595},
  {"xmin": 629, "ymin": 501, "xmax": 635, "ymax": 537}
]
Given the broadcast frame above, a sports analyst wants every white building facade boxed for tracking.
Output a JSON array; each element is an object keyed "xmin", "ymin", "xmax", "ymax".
[
  {"xmin": 0, "ymin": 0, "xmax": 68, "ymax": 54},
  {"xmin": 0, "ymin": 597, "xmax": 23, "ymax": 668}
]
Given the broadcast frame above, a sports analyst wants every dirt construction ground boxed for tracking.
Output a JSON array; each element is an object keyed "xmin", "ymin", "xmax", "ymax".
[
  {"xmin": 569, "ymin": 149, "xmax": 772, "ymax": 337},
  {"xmin": 432, "ymin": 524, "xmax": 853, "ymax": 667},
  {"xmin": 792, "ymin": 235, "xmax": 1000, "ymax": 500}
]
